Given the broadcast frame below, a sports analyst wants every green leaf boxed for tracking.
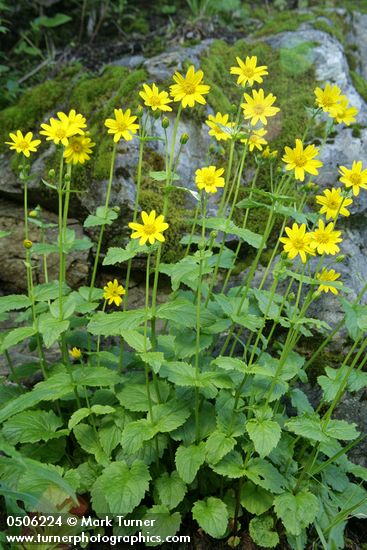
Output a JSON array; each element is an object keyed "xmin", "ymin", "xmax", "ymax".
[
  {"xmin": 192, "ymin": 497, "xmax": 228, "ymax": 539},
  {"xmin": 274, "ymin": 489, "xmax": 319, "ymax": 535},
  {"xmin": 38, "ymin": 314, "xmax": 69, "ymax": 348},
  {"xmin": 84, "ymin": 206, "xmax": 118, "ymax": 228},
  {"xmin": 160, "ymin": 256, "xmax": 212, "ymax": 292},
  {"xmin": 33, "ymin": 281, "xmax": 69, "ymax": 302},
  {"xmin": 152, "ymin": 400, "xmax": 191, "ymax": 433},
  {"xmin": 141, "ymin": 506, "xmax": 181, "ymax": 546},
  {"xmin": 245, "ymin": 458, "xmax": 287, "ymax": 494},
  {"xmin": 3, "ymin": 410, "xmax": 66, "ymax": 444},
  {"xmin": 325, "ymin": 419, "xmax": 360, "ymax": 441},
  {"xmin": 156, "ymin": 298, "xmax": 215, "ymax": 328},
  {"xmin": 0, "ymin": 373, "xmax": 73, "ymax": 423},
  {"xmin": 1, "ymin": 326, "xmax": 36, "ymax": 352},
  {"xmin": 121, "ymin": 419, "xmax": 157, "ymax": 454},
  {"xmin": 155, "ymin": 472, "xmax": 187, "ymax": 510},
  {"xmin": 205, "ymin": 431, "xmax": 236, "ymax": 464},
  {"xmin": 139, "ymin": 351, "xmax": 165, "ymax": 374},
  {"xmin": 159, "ymin": 361, "xmax": 197, "ymax": 386},
  {"xmin": 212, "ymin": 356, "xmax": 247, "ymax": 373},
  {"xmin": 175, "ymin": 443, "xmax": 206, "ymax": 483},
  {"xmin": 285, "ymin": 415, "xmax": 329, "ymax": 442},
  {"xmin": 249, "ymin": 515, "xmax": 279, "ymax": 548},
  {"xmin": 246, "ymin": 418, "xmax": 281, "ymax": 458},
  {"xmin": 34, "ymin": 13, "xmax": 72, "ymax": 28},
  {"xmin": 92, "ymin": 460, "xmax": 151, "ymax": 514},
  {"xmin": 73, "ymin": 423, "xmax": 108, "ymax": 465},
  {"xmin": 0, "ymin": 294, "xmax": 30, "ymax": 314},
  {"xmin": 211, "ymin": 451, "xmax": 245, "ymax": 478},
  {"xmin": 150, "ymin": 170, "xmax": 179, "ymax": 181},
  {"xmin": 240, "ymin": 482, "xmax": 274, "ymax": 515},
  {"xmin": 103, "ymin": 240, "xmax": 149, "ymax": 266},
  {"xmin": 198, "ymin": 217, "xmax": 262, "ymax": 248},
  {"xmin": 117, "ymin": 382, "xmax": 168, "ymax": 412},
  {"xmin": 72, "ymin": 366, "xmax": 119, "ymax": 387},
  {"xmin": 68, "ymin": 405, "xmax": 115, "ymax": 429},
  {"xmin": 88, "ymin": 310, "xmax": 146, "ymax": 336},
  {"xmin": 123, "ymin": 329, "xmax": 150, "ymax": 352}
]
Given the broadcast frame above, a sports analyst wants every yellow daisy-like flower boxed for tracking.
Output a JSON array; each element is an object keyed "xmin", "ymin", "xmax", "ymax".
[
  {"xmin": 316, "ymin": 268, "xmax": 341, "ymax": 295},
  {"xmin": 205, "ymin": 112, "xmax": 234, "ymax": 141},
  {"xmin": 329, "ymin": 97, "xmax": 358, "ymax": 126},
  {"xmin": 315, "ymin": 188, "xmax": 353, "ymax": 220},
  {"xmin": 282, "ymin": 139, "xmax": 323, "ymax": 182},
  {"xmin": 262, "ymin": 146, "xmax": 278, "ymax": 159},
  {"xmin": 230, "ymin": 56, "xmax": 268, "ymax": 87},
  {"xmin": 104, "ymin": 109, "xmax": 139, "ymax": 142},
  {"xmin": 279, "ymin": 223, "xmax": 315, "ymax": 263},
  {"xmin": 57, "ymin": 109, "xmax": 87, "ymax": 134},
  {"xmin": 241, "ymin": 88, "xmax": 280, "ymax": 126},
  {"xmin": 242, "ymin": 128, "xmax": 267, "ymax": 152},
  {"xmin": 314, "ymin": 83, "xmax": 343, "ymax": 113},
  {"xmin": 69, "ymin": 347, "xmax": 82, "ymax": 360},
  {"xmin": 139, "ymin": 83, "xmax": 172, "ymax": 112},
  {"xmin": 129, "ymin": 210, "xmax": 169, "ymax": 246},
  {"xmin": 64, "ymin": 135, "xmax": 95, "ymax": 164},
  {"xmin": 40, "ymin": 118, "xmax": 76, "ymax": 146},
  {"xmin": 339, "ymin": 161, "xmax": 367, "ymax": 196},
  {"xmin": 195, "ymin": 166, "xmax": 225, "ymax": 194},
  {"xmin": 309, "ymin": 219, "xmax": 342, "ymax": 255},
  {"xmin": 103, "ymin": 279, "xmax": 126, "ymax": 307},
  {"xmin": 5, "ymin": 130, "xmax": 41, "ymax": 157},
  {"xmin": 170, "ymin": 65, "xmax": 210, "ymax": 109}
]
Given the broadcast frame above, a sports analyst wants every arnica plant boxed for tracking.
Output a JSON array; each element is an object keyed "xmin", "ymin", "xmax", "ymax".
[{"xmin": 1, "ymin": 56, "xmax": 367, "ymax": 550}]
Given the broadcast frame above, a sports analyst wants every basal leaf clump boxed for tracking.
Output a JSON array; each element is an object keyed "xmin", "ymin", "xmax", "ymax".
[{"xmin": 1, "ymin": 52, "xmax": 367, "ymax": 550}]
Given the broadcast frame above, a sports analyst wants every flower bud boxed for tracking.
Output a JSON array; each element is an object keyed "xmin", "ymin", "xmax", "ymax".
[
  {"xmin": 23, "ymin": 239, "xmax": 33, "ymax": 249},
  {"xmin": 180, "ymin": 133, "xmax": 189, "ymax": 145},
  {"xmin": 230, "ymin": 104, "xmax": 237, "ymax": 115},
  {"xmin": 48, "ymin": 168, "xmax": 55, "ymax": 179},
  {"xmin": 136, "ymin": 105, "xmax": 144, "ymax": 118},
  {"xmin": 112, "ymin": 206, "xmax": 120, "ymax": 213},
  {"xmin": 152, "ymin": 110, "xmax": 161, "ymax": 120},
  {"xmin": 210, "ymin": 230, "xmax": 218, "ymax": 240},
  {"xmin": 208, "ymin": 143, "xmax": 216, "ymax": 154},
  {"xmin": 161, "ymin": 117, "xmax": 169, "ymax": 129},
  {"xmin": 64, "ymin": 173, "xmax": 71, "ymax": 183},
  {"xmin": 288, "ymin": 291, "xmax": 296, "ymax": 301},
  {"xmin": 335, "ymin": 254, "xmax": 345, "ymax": 263},
  {"xmin": 29, "ymin": 210, "xmax": 38, "ymax": 218}
]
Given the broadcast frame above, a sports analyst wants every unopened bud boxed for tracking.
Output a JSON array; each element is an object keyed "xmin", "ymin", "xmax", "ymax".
[
  {"xmin": 152, "ymin": 110, "xmax": 161, "ymax": 120},
  {"xmin": 180, "ymin": 133, "xmax": 189, "ymax": 145},
  {"xmin": 335, "ymin": 254, "xmax": 345, "ymax": 263},
  {"xmin": 112, "ymin": 206, "xmax": 120, "ymax": 213},
  {"xmin": 161, "ymin": 117, "xmax": 169, "ymax": 129},
  {"xmin": 64, "ymin": 173, "xmax": 71, "ymax": 183},
  {"xmin": 23, "ymin": 239, "xmax": 33, "ymax": 249},
  {"xmin": 29, "ymin": 210, "xmax": 38, "ymax": 218},
  {"xmin": 288, "ymin": 291, "xmax": 295, "ymax": 301},
  {"xmin": 230, "ymin": 104, "xmax": 237, "ymax": 115},
  {"xmin": 136, "ymin": 105, "xmax": 144, "ymax": 118},
  {"xmin": 208, "ymin": 143, "xmax": 216, "ymax": 154},
  {"xmin": 48, "ymin": 168, "xmax": 55, "ymax": 179},
  {"xmin": 210, "ymin": 230, "xmax": 218, "ymax": 239}
]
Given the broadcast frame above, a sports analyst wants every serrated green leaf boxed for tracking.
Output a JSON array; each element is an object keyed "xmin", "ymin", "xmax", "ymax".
[
  {"xmin": 246, "ymin": 418, "xmax": 281, "ymax": 458},
  {"xmin": 68, "ymin": 405, "xmax": 115, "ymax": 429},
  {"xmin": 72, "ymin": 366, "xmax": 119, "ymax": 387},
  {"xmin": 249, "ymin": 515, "xmax": 279, "ymax": 548},
  {"xmin": 240, "ymin": 482, "xmax": 274, "ymax": 515},
  {"xmin": 205, "ymin": 431, "xmax": 236, "ymax": 464},
  {"xmin": 155, "ymin": 472, "xmax": 187, "ymax": 510},
  {"xmin": 325, "ymin": 419, "xmax": 360, "ymax": 441},
  {"xmin": 285, "ymin": 415, "xmax": 329, "ymax": 442},
  {"xmin": 245, "ymin": 458, "xmax": 287, "ymax": 494},
  {"xmin": 123, "ymin": 329, "xmax": 150, "ymax": 352},
  {"xmin": 152, "ymin": 399, "xmax": 191, "ymax": 433},
  {"xmin": 117, "ymin": 381, "xmax": 169, "ymax": 412},
  {"xmin": 103, "ymin": 241, "xmax": 149, "ymax": 266},
  {"xmin": 1, "ymin": 326, "xmax": 36, "ymax": 352},
  {"xmin": 73, "ymin": 423, "xmax": 108, "ymax": 465},
  {"xmin": 192, "ymin": 497, "xmax": 228, "ymax": 539},
  {"xmin": 139, "ymin": 351, "xmax": 165, "ymax": 374},
  {"xmin": 175, "ymin": 443, "xmax": 206, "ymax": 483},
  {"xmin": 121, "ymin": 419, "xmax": 157, "ymax": 454},
  {"xmin": 274, "ymin": 490, "xmax": 319, "ymax": 535},
  {"xmin": 141, "ymin": 505, "xmax": 181, "ymax": 546},
  {"xmin": 92, "ymin": 460, "xmax": 151, "ymax": 514},
  {"xmin": 88, "ymin": 310, "xmax": 146, "ymax": 336},
  {"xmin": 211, "ymin": 451, "xmax": 245, "ymax": 478},
  {"xmin": 0, "ymin": 294, "xmax": 30, "ymax": 314},
  {"xmin": 38, "ymin": 314, "xmax": 69, "ymax": 348},
  {"xmin": 3, "ymin": 410, "xmax": 66, "ymax": 444}
]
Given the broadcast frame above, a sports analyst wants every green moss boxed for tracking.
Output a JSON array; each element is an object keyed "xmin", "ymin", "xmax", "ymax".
[
  {"xmin": 252, "ymin": 10, "xmax": 315, "ymax": 37},
  {"xmin": 351, "ymin": 70, "xmax": 367, "ymax": 102}
]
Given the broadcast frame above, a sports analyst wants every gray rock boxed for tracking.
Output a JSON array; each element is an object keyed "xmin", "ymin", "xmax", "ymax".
[{"xmin": 349, "ymin": 11, "xmax": 367, "ymax": 81}]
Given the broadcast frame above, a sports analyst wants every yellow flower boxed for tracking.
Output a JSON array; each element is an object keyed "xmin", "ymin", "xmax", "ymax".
[
  {"xmin": 309, "ymin": 219, "xmax": 342, "ymax": 255},
  {"xmin": 103, "ymin": 279, "xmax": 126, "ymax": 307},
  {"xmin": 129, "ymin": 210, "xmax": 169, "ymax": 245},
  {"xmin": 339, "ymin": 161, "xmax": 367, "ymax": 196},
  {"xmin": 195, "ymin": 166, "xmax": 225, "ymax": 193},
  {"xmin": 242, "ymin": 128, "xmax": 267, "ymax": 152},
  {"xmin": 139, "ymin": 83, "xmax": 172, "ymax": 112},
  {"xmin": 315, "ymin": 188, "xmax": 352, "ymax": 220},
  {"xmin": 205, "ymin": 112, "xmax": 234, "ymax": 141},
  {"xmin": 316, "ymin": 268, "xmax": 341, "ymax": 295},
  {"xmin": 230, "ymin": 56, "xmax": 268, "ymax": 87},
  {"xmin": 262, "ymin": 146, "xmax": 278, "ymax": 159},
  {"xmin": 170, "ymin": 65, "xmax": 210, "ymax": 108},
  {"xmin": 329, "ymin": 97, "xmax": 358, "ymax": 125},
  {"xmin": 57, "ymin": 109, "xmax": 87, "ymax": 134},
  {"xmin": 40, "ymin": 118, "xmax": 76, "ymax": 146},
  {"xmin": 64, "ymin": 135, "xmax": 95, "ymax": 164},
  {"xmin": 282, "ymin": 139, "xmax": 323, "ymax": 182},
  {"xmin": 104, "ymin": 109, "xmax": 139, "ymax": 142},
  {"xmin": 241, "ymin": 88, "xmax": 279, "ymax": 126},
  {"xmin": 314, "ymin": 83, "xmax": 343, "ymax": 113},
  {"xmin": 69, "ymin": 347, "xmax": 82, "ymax": 360},
  {"xmin": 279, "ymin": 223, "xmax": 314, "ymax": 263},
  {"xmin": 5, "ymin": 130, "xmax": 41, "ymax": 157}
]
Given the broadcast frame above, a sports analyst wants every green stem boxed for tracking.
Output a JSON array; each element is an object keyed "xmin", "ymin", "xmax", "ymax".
[
  {"xmin": 144, "ymin": 251, "xmax": 154, "ymax": 421},
  {"xmin": 89, "ymin": 142, "xmax": 117, "ymax": 298}
]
